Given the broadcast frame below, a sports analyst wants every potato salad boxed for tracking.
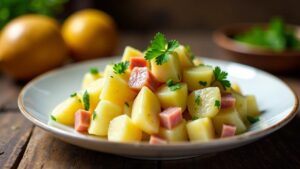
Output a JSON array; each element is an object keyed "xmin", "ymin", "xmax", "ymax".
[{"xmin": 50, "ymin": 32, "xmax": 260, "ymax": 144}]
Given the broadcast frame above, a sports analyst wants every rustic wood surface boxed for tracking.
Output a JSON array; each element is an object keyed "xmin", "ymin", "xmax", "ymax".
[{"xmin": 0, "ymin": 31, "xmax": 299, "ymax": 169}]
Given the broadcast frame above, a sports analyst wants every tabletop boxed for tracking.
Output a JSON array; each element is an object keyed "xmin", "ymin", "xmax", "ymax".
[{"xmin": 0, "ymin": 31, "xmax": 300, "ymax": 169}]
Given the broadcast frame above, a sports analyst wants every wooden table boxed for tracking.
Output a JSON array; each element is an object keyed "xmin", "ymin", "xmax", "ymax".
[{"xmin": 1, "ymin": 31, "xmax": 300, "ymax": 169}]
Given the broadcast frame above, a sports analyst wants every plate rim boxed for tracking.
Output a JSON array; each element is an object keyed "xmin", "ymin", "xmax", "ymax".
[{"xmin": 18, "ymin": 57, "xmax": 299, "ymax": 149}]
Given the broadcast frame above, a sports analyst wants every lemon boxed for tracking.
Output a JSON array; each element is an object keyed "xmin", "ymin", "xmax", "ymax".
[
  {"xmin": 0, "ymin": 15, "xmax": 68, "ymax": 80},
  {"xmin": 62, "ymin": 9, "xmax": 118, "ymax": 61}
]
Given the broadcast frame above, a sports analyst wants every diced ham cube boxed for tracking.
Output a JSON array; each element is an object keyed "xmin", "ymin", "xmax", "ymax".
[
  {"xmin": 74, "ymin": 109, "xmax": 91, "ymax": 132},
  {"xmin": 221, "ymin": 94, "xmax": 236, "ymax": 109},
  {"xmin": 128, "ymin": 67, "xmax": 161, "ymax": 91},
  {"xmin": 129, "ymin": 57, "xmax": 148, "ymax": 70},
  {"xmin": 221, "ymin": 124, "xmax": 236, "ymax": 138},
  {"xmin": 159, "ymin": 107, "xmax": 182, "ymax": 129},
  {"xmin": 149, "ymin": 135, "xmax": 167, "ymax": 144}
]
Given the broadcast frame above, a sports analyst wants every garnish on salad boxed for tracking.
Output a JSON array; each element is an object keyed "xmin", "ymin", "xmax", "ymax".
[{"xmin": 50, "ymin": 32, "xmax": 260, "ymax": 144}]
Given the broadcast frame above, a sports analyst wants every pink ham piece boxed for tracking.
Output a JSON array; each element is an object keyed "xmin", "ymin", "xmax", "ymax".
[
  {"xmin": 149, "ymin": 135, "xmax": 167, "ymax": 144},
  {"xmin": 74, "ymin": 109, "xmax": 91, "ymax": 132},
  {"xmin": 221, "ymin": 124, "xmax": 236, "ymax": 138},
  {"xmin": 129, "ymin": 57, "xmax": 148, "ymax": 70},
  {"xmin": 159, "ymin": 107, "xmax": 182, "ymax": 129},
  {"xmin": 221, "ymin": 94, "xmax": 236, "ymax": 109},
  {"xmin": 128, "ymin": 67, "xmax": 161, "ymax": 91}
]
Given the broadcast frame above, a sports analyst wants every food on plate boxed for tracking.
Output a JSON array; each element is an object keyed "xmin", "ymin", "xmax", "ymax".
[{"xmin": 50, "ymin": 32, "xmax": 260, "ymax": 143}]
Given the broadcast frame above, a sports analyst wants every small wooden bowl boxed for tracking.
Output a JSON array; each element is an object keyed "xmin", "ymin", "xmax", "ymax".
[{"xmin": 213, "ymin": 23, "xmax": 300, "ymax": 73}]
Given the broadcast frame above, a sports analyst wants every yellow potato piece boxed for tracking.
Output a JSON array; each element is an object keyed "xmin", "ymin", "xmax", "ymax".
[
  {"xmin": 231, "ymin": 83, "xmax": 242, "ymax": 94},
  {"xmin": 121, "ymin": 46, "xmax": 144, "ymax": 61},
  {"xmin": 108, "ymin": 115, "xmax": 142, "ymax": 142},
  {"xmin": 81, "ymin": 72, "xmax": 102, "ymax": 89},
  {"xmin": 193, "ymin": 58, "xmax": 204, "ymax": 66},
  {"xmin": 131, "ymin": 87, "xmax": 161, "ymax": 134},
  {"xmin": 88, "ymin": 100, "xmax": 122, "ymax": 136},
  {"xmin": 151, "ymin": 53, "xmax": 181, "ymax": 82},
  {"xmin": 212, "ymin": 108, "xmax": 247, "ymax": 135},
  {"xmin": 51, "ymin": 96, "xmax": 83, "ymax": 125},
  {"xmin": 246, "ymin": 95, "xmax": 260, "ymax": 117},
  {"xmin": 183, "ymin": 66, "xmax": 214, "ymax": 91},
  {"xmin": 156, "ymin": 83, "xmax": 188, "ymax": 112},
  {"xmin": 159, "ymin": 120, "xmax": 188, "ymax": 142},
  {"xmin": 232, "ymin": 92, "xmax": 248, "ymax": 125},
  {"xmin": 100, "ymin": 75, "xmax": 136, "ymax": 106},
  {"xmin": 187, "ymin": 87, "xmax": 221, "ymax": 118},
  {"xmin": 174, "ymin": 45, "xmax": 194, "ymax": 68},
  {"xmin": 186, "ymin": 118, "xmax": 215, "ymax": 142},
  {"xmin": 123, "ymin": 101, "xmax": 133, "ymax": 117}
]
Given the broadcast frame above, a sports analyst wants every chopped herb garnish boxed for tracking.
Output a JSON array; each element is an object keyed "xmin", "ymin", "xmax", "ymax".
[
  {"xmin": 110, "ymin": 75, "xmax": 113, "ymax": 78},
  {"xmin": 199, "ymin": 81, "xmax": 207, "ymax": 86},
  {"xmin": 83, "ymin": 90, "xmax": 90, "ymax": 111},
  {"xmin": 113, "ymin": 61, "xmax": 129, "ymax": 74},
  {"xmin": 51, "ymin": 115, "xmax": 56, "ymax": 121},
  {"xmin": 195, "ymin": 95, "xmax": 201, "ymax": 105},
  {"xmin": 215, "ymin": 100, "xmax": 221, "ymax": 109},
  {"xmin": 92, "ymin": 111, "xmax": 97, "ymax": 120},
  {"xmin": 166, "ymin": 79, "xmax": 182, "ymax": 91},
  {"xmin": 90, "ymin": 67, "xmax": 98, "ymax": 74},
  {"xmin": 125, "ymin": 102, "xmax": 129, "ymax": 107},
  {"xmin": 213, "ymin": 66, "xmax": 231, "ymax": 90},
  {"xmin": 70, "ymin": 92, "xmax": 77, "ymax": 97},
  {"xmin": 192, "ymin": 116, "xmax": 199, "ymax": 120},
  {"xmin": 185, "ymin": 45, "xmax": 195, "ymax": 60},
  {"xmin": 145, "ymin": 32, "xmax": 179, "ymax": 65},
  {"xmin": 247, "ymin": 116, "xmax": 260, "ymax": 124}
]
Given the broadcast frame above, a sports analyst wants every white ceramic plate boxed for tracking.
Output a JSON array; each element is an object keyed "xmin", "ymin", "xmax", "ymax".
[{"xmin": 18, "ymin": 56, "xmax": 298, "ymax": 160}]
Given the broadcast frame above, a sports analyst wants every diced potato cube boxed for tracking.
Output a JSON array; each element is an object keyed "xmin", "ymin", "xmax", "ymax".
[
  {"xmin": 82, "ymin": 71, "xmax": 102, "ymax": 89},
  {"xmin": 186, "ymin": 117, "xmax": 215, "ymax": 142},
  {"xmin": 159, "ymin": 120, "xmax": 188, "ymax": 142},
  {"xmin": 232, "ymin": 92, "xmax": 248, "ymax": 125},
  {"xmin": 187, "ymin": 87, "xmax": 221, "ymax": 118},
  {"xmin": 231, "ymin": 83, "xmax": 242, "ymax": 94},
  {"xmin": 123, "ymin": 101, "xmax": 133, "ymax": 117},
  {"xmin": 51, "ymin": 96, "xmax": 83, "ymax": 125},
  {"xmin": 212, "ymin": 108, "xmax": 247, "ymax": 135},
  {"xmin": 108, "ymin": 115, "xmax": 142, "ymax": 142},
  {"xmin": 131, "ymin": 87, "xmax": 161, "ymax": 134},
  {"xmin": 246, "ymin": 95, "xmax": 260, "ymax": 117},
  {"xmin": 88, "ymin": 100, "xmax": 122, "ymax": 136},
  {"xmin": 151, "ymin": 53, "xmax": 181, "ymax": 82},
  {"xmin": 174, "ymin": 45, "xmax": 194, "ymax": 68},
  {"xmin": 193, "ymin": 58, "xmax": 204, "ymax": 66},
  {"xmin": 122, "ymin": 46, "xmax": 144, "ymax": 61},
  {"xmin": 156, "ymin": 83, "xmax": 188, "ymax": 111},
  {"xmin": 100, "ymin": 75, "xmax": 137, "ymax": 106},
  {"xmin": 103, "ymin": 65, "xmax": 130, "ymax": 81},
  {"xmin": 183, "ymin": 66, "xmax": 214, "ymax": 91}
]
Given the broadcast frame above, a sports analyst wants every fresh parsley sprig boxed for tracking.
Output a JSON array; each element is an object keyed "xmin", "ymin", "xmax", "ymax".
[
  {"xmin": 166, "ymin": 79, "xmax": 182, "ymax": 91},
  {"xmin": 145, "ymin": 32, "xmax": 179, "ymax": 65},
  {"xmin": 113, "ymin": 61, "xmax": 129, "ymax": 74},
  {"xmin": 213, "ymin": 66, "xmax": 231, "ymax": 90},
  {"xmin": 83, "ymin": 90, "xmax": 90, "ymax": 111},
  {"xmin": 90, "ymin": 67, "xmax": 98, "ymax": 74}
]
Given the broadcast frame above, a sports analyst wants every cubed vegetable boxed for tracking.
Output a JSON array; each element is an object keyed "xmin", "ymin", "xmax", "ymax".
[
  {"xmin": 131, "ymin": 87, "xmax": 161, "ymax": 134},
  {"xmin": 151, "ymin": 53, "xmax": 181, "ymax": 82},
  {"xmin": 174, "ymin": 45, "xmax": 194, "ymax": 68},
  {"xmin": 159, "ymin": 120, "xmax": 188, "ymax": 142},
  {"xmin": 187, "ymin": 87, "xmax": 221, "ymax": 118},
  {"xmin": 183, "ymin": 66, "xmax": 214, "ymax": 91},
  {"xmin": 231, "ymin": 83, "xmax": 242, "ymax": 94},
  {"xmin": 159, "ymin": 107, "xmax": 182, "ymax": 129},
  {"xmin": 220, "ymin": 124, "xmax": 236, "ymax": 138},
  {"xmin": 232, "ymin": 92, "xmax": 248, "ymax": 124},
  {"xmin": 81, "ymin": 71, "xmax": 102, "ymax": 89},
  {"xmin": 186, "ymin": 117, "xmax": 215, "ymax": 142},
  {"xmin": 123, "ymin": 101, "xmax": 133, "ymax": 117},
  {"xmin": 212, "ymin": 108, "xmax": 247, "ymax": 135},
  {"xmin": 246, "ymin": 95, "xmax": 260, "ymax": 117},
  {"xmin": 74, "ymin": 109, "xmax": 91, "ymax": 132},
  {"xmin": 88, "ymin": 100, "xmax": 122, "ymax": 136},
  {"xmin": 129, "ymin": 57, "xmax": 149, "ymax": 70},
  {"xmin": 193, "ymin": 58, "xmax": 204, "ymax": 66},
  {"xmin": 108, "ymin": 115, "xmax": 142, "ymax": 142},
  {"xmin": 51, "ymin": 96, "xmax": 83, "ymax": 125},
  {"xmin": 122, "ymin": 46, "xmax": 144, "ymax": 61},
  {"xmin": 156, "ymin": 83, "xmax": 188, "ymax": 111},
  {"xmin": 128, "ymin": 67, "xmax": 161, "ymax": 92},
  {"xmin": 149, "ymin": 135, "xmax": 167, "ymax": 144}
]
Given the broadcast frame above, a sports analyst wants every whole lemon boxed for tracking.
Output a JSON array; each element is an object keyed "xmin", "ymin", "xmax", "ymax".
[
  {"xmin": 0, "ymin": 15, "xmax": 68, "ymax": 80},
  {"xmin": 62, "ymin": 9, "xmax": 118, "ymax": 61}
]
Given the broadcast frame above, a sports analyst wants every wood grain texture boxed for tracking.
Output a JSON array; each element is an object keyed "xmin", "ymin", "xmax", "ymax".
[{"xmin": 0, "ymin": 112, "xmax": 34, "ymax": 169}]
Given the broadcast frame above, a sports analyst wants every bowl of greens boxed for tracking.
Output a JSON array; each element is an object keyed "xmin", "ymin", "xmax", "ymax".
[{"xmin": 213, "ymin": 17, "xmax": 300, "ymax": 72}]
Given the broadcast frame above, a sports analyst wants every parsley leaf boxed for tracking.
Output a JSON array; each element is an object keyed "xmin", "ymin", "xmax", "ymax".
[
  {"xmin": 50, "ymin": 115, "xmax": 56, "ymax": 121},
  {"xmin": 215, "ymin": 100, "xmax": 221, "ymax": 109},
  {"xmin": 213, "ymin": 66, "xmax": 231, "ymax": 90},
  {"xmin": 195, "ymin": 95, "xmax": 201, "ymax": 105},
  {"xmin": 199, "ymin": 81, "xmax": 207, "ymax": 86},
  {"xmin": 145, "ymin": 32, "xmax": 179, "ymax": 65},
  {"xmin": 192, "ymin": 116, "xmax": 199, "ymax": 120},
  {"xmin": 90, "ymin": 67, "xmax": 98, "ymax": 74},
  {"xmin": 70, "ymin": 92, "xmax": 77, "ymax": 97},
  {"xmin": 83, "ymin": 90, "xmax": 90, "ymax": 111},
  {"xmin": 247, "ymin": 116, "xmax": 260, "ymax": 124},
  {"xmin": 166, "ymin": 79, "xmax": 182, "ymax": 91},
  {"xmin": 92, "ymin": 111, "xmax": 97, "ymax": 120},
  {"xmin": 113, "ymin": 61, "xmax": 129, "ymax": 74}
]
